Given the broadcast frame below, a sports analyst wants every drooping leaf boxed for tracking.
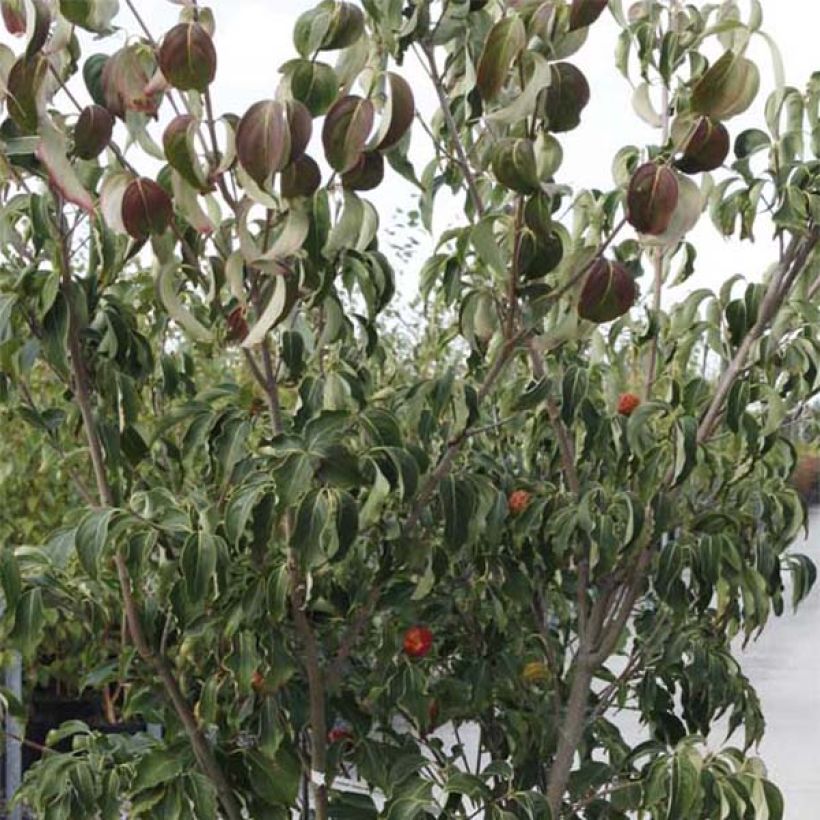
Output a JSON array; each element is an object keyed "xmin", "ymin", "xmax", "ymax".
[
  {"xmin": 476, "ymin": 15, "xmax": 526, "ymax": 101},
  {"xmin": 236, "ymin": 100, "xmax": 290, "ymax": 188},
  {"xmin": 36, "ymin": 121, "xmax": 95, "ymax": 212},
  {"xmin": 322, "ymin": 94, "xmax": 374, "ymax": 173},
  {"xmin": 59, "ymin": 0, "xmax": 119, "ymax": 33}
]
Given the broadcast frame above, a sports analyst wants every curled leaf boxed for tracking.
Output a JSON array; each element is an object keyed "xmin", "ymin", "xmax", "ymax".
[
  {"xmin": 286, "ymin": 100, "xmax": 313, "ymax": 165},
  {"xmin": 492, "ymin": 138, "xmax": 540, "ymax": 194},
  {"xmin": 578, "ymin": 258, "xmax": 637, "ymax": 323},
  {"xmin": 155, "ymin": 259, "xmax": 214, "ymax": 343},
  {"xmin": 35, "ymin": 120, "xmax": 95, "ymax": 212},
  {"xmin": 6, "ymin": 54, "xmax": 48, "ymax": 132},
  {"xmin": 158, "ymin": 21, "xmax": 217, "ymax": 92},
  {"xmin": 163, "ymin": 114, "xmax": 210, "ymax": 192},
  {"xmin": 102, "ymin": 43, "xmax": 162, "ymax": 118},
  {"xmin": 236, "ymin": 99, "xmax": 290, "ymax": 188},
  {"xmin": 121, "ymin": 177, "xmax": 173, "ymax": 239},
  {"xmin": 241, "ymin": 268, "xmax": 298, "ymax": 348},
  {"xmin": 342, "ymin": 151, "xmax": 384, "ymax": 191},
  {"xmin": 281, "ymin": 155, "xmax": 322, "ymax": 199},
  {"xmin": 373, "ymin": 71, "xmax": 414, "ymax": 151},
  {"xmin": 477, "ymin": 14, "xmax": 526, "ymax": 101},
  {"xmin": 568, "ymin": 0, "xmax": 608, "ymax": 31},
  {"xmin": 2, "ymin": 0, "xmax": 26, "ymax": 35},
  {"xmin": 322, "ymin": 94, "xmax": 374, "ymax": 173},
  {"xmin": 538, "ymin": 62, "xmax": 590, "ymax": 132},
  {"xmin": 626, "ymin": 163, "xmax": 679, "ymax": 235},
  {"xmin": 73, "ymin": 104, "xmax": 113, "ymax": 160},
  {"xmin": 59, "ymin": 0, "xmax": 119, "ymax": 34},
  {"xmin": 281, "ymin": 58, "xmax": 338, "ymax": 117},
  {"xmin": 691, "ymin": 51, "xmax": 760, "ymax": 120}
]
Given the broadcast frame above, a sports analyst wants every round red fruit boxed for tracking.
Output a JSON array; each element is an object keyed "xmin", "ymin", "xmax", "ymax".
[
  {"xmin": 508, "ymin": 489, "xmax": 532, "ymax": 517},
  {"xmin": 403, "ymin": 625, "xmax": 433, "ymax": 659},
  {"xmin": 617, "ymin": 393, "xmax": 641, "ymax": 417},
  {"xmin": 327, "ymin": 720, "xmax": 354, "ymax": 746}
]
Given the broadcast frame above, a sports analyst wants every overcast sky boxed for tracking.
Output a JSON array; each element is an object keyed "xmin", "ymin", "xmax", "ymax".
[
  {"xmin": 185, "ymin": 0, "xmax": 819, "ymax": 303},
  {"xmin": 6, "ymin": 1, "xmax": 818, "ymax": 303}
]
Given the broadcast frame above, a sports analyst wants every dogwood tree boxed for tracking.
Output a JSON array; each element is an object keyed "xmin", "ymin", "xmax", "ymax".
[{"xmin": 0, "ymin": 0, "xmax": 818, "ymax": 818}]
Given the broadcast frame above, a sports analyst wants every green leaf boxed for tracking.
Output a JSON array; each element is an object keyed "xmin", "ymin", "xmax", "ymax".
[
  {"xmin": 292, "ymin": 489, "xmax": 333, "ymax": 567},
  {"xmin": 282, "ymin": 58, "xmax": 338, "ymax": 117},
  {"xmin": 666, "ymin": 752, "xmax": 699, "ymax": 819},
  {"xmin": 245, "ymin": 747, "xmax": 301, "ymax": 807},
  {"xmin": 163, "ymin": 114, "xmax": 209, "ymax": 192},
  {"xmin": 0, "ymin": 549, "xmax": 22, "ymax": 610},
  {"xmin": 384, "ymin": 776, "xmax": 436, "ymax": 820},
  {"xmin": 45, "ymin": 720, "xmax": 91, "ymax": 746},
  {"xmin": 225, "ymin": 479, "xmax": 271, "ymax": 546},
  {"xmin": 471, "ymin": 217, "xmax": 506, "ymax": 277},
  {"xmin": 75, "ymin": 508, "xmax": 116, "ymax": 579},
  {"xmin": 672, "ymin": 416, "xmax": 698, "ymax": 487},
  {"xmin": 359, "ymin": 463, "xmax": 391, "ymax": 528},
  {"xmin": 9, "ymin": 588, "xmax": 45, "ymax": 658},
  {"xmin": 181, "ymin": 532, "xmax": 217, "ymax": 604},
  {"xmin": 439, "ymin": 476, "xmax": 476, "ymax": 548},
  {"xmin": 561, "ymin": 365, "xmax": 588, "ymax": 424},
  {"xmin": 60, "ymin": 0, "xmax": 118, "ymax": 33},
  {"xmin": 133, "ymin": 747, "xmax": 187, "ymax": 792}
]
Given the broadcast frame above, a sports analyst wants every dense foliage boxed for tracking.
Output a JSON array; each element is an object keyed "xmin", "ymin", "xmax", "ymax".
[{"xmin": 1, "ymin": 0, "xmax": 819, "ymax": 818}]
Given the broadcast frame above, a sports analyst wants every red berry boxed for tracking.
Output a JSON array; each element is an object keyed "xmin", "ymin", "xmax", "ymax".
[
  {"xmin": 617, "ymin": 392, "xmax": 641, "ymax": 417},
  {"xmin": 508, "ymin": 489, "xmax": 532, "ymax": 517},
  {"xmin": 328, "ymin": 721, "xmax": 354, "ymax": 746},
  {"xmin": 403, "ymin": 625, "xmax": 433, "ymax": 659}
]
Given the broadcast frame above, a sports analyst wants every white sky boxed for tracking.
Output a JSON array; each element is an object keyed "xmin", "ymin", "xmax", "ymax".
[
  {"xmin": 193, "ymin": 0, "xmax": 817, "ymax": 305},
  {"xmin": 4, "ymin": 1, "xmax": 818, "ymax": 301}
]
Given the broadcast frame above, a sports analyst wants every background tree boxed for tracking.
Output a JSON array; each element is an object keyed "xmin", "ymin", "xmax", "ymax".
[{"xmin": 0, "ymin": 0, "xmax": 819, "ymax": 818}]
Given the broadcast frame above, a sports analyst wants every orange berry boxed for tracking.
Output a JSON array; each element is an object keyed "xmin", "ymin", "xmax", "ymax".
[
  {"xmin": 508, "ymin": 489, "xmax": 532, "ymax": 517},
  {"xmin": 522, "ymin": 661, "xmax": 551, "ymax": 684},
  {"xmin": 617, "ymin": 392, "xmax": 641, "ymax": 417}
]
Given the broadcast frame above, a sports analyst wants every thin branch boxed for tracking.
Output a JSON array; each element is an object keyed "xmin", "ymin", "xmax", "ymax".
[
  {"xmin": 420, "ymin": 43, "xmax": 485, "ymax": 220},
  {"xmin": 527, "ymin": 339, "xmax": 580, "ymax": 495},
  {"xmin": 698, "ymin": 230, "xmax": 818, "ymax": 443},
  {"xmin": 55, "ymin": 204, "xmax": 242, "ymax": 820}
]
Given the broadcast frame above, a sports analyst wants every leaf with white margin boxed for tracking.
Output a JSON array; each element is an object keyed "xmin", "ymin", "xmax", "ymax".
[
  {"xmin": 241, "ymin": 266, "xmax": 297, "ymax": 349},
  {"xmin": 171, "ymin": 170, "xmax": 214, "ymax": 234},
  {"xmin": 488, "ymin": 53, "xmax": 552, "ymax": 125},
  {"xmin": 100, "ymin": 170, "xmax": 129, "ymax": 233},
  {"xmin": 235, "ymin": 165, "xmax": 278, "ymax": 209},
  {"xmin": 212, "ymin": 115, "xmax": 236, "ymax": 177},
  {"xmin": 225, "ymin": 251, "xmax": 246, "ymax": 307},
  {"xmin": 356, "ymin": 198, "xmax": 378, "ymax": 252},
  {"xmin": 324, "ymin": 190, "xmax": 362, "ymax": 257},
  {"xmin": 154, "ymin": 257, "xmax": 214, "ymax": 343},
  {"xmin": 237, "ymin": 199, "xmax": 309, "ymax": 272},
  {"xmin": 59, "ymin": 0, "xmax": 119, "ymax": 34},
  {"xmin": 632, "ymin": 82, "xmax": 662, "ymax": 128},
  {"xmin": 35, "ymin": 121, "xmax": 94, "ymax": 212},
  {"xmin": 640, "ymin": 174, "xmax": 704, "ymax": 248}
]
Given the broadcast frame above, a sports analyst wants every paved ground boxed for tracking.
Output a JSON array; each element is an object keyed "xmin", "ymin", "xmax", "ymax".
[{"xmin": 738, "ymin": 506, "xmax": 820, "ymax": 818}]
